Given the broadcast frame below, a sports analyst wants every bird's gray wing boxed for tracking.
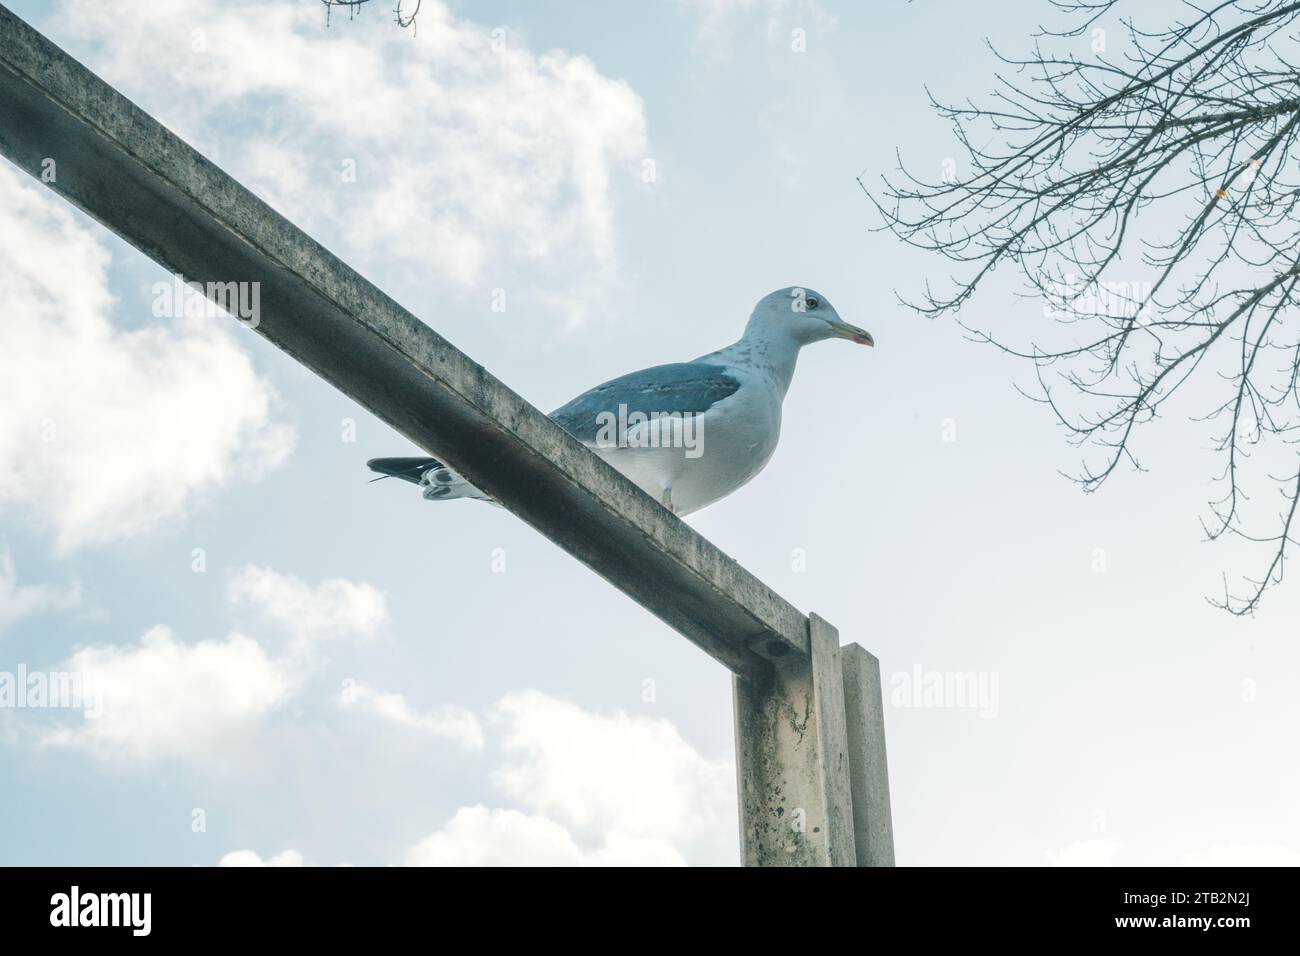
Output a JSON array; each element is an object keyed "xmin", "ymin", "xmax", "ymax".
[
  {"xmin": 548, "ymin": 362, "xmax": 741, "ymax": 443},
  {"xmin": 368, "ymin": 363, "xmax": 739, "ymax": 481}
]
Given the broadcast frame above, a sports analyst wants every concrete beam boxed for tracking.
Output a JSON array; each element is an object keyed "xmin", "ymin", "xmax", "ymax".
[
  {"xmin": 842, "ymin": 643, "xmax": 896, "ymax": 866},
  {"xmin": 0, "ymin": 4, "xmax": 809, "ymax": 680},
  {"xmin": 733, "ymin": 614, "xmax": 857, "ymax": 866}
]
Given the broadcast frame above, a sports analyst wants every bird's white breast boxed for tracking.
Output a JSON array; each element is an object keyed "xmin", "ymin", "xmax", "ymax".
[{"xmin": 587, "ymin": 364, "xmax": 783, "ymax": 515}]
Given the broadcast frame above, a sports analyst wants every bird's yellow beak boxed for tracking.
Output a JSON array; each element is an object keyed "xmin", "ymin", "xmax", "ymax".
[{"xmin": 828, "ymin": 319, "xmax": 874, "ymax": 347}]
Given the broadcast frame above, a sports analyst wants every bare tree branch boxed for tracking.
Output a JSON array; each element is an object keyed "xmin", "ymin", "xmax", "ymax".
[
  {"xmin": 321, "ymin": 0, "xmax": 422, "ymax": 31},
  {"xmin": 867, "ymin": 0, "xmax": 1300, "ymax": 614}
]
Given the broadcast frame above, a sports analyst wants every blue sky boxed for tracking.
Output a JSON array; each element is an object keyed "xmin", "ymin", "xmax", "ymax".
[{"xmin": 0, "ymin": 0, "xmax": 1297, "ymax": 866}]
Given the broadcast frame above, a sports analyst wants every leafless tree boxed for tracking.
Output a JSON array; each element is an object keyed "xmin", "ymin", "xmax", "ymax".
[
  {"xmin": 321, "ymin": 0, "xmax": 421, "ymax": 30},
  {"xmin": 869, "ymin": 0, "xmax": 1300, "ymax": 613}
]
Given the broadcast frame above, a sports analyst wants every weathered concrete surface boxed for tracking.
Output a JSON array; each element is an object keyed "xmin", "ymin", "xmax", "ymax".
[
  {"xmin": 0, "ymin": 4, "xmax": 809, "ymax": 680},
  {"xmin": 842, "ymin": 643, "xmax": 895, "ymax": 866},
  {"xmin": 733, "ymin": 614, "xmax": 857, "ymax": 866}
]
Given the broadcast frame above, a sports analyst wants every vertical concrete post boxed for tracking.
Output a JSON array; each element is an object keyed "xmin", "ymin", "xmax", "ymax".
[
  {"xmin": 733, "ymin": 614, "xmax": 856, "ymax": 866},
  {"xmin": 841, "ymin": 643, "xmax": 895, "ymax": 866}
]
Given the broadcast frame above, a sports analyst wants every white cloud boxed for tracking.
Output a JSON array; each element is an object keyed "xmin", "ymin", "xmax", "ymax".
[
  {"xmin": 56, "ymin": 0, "xmax": 648, "ymax": 306},
  {"xmin": 218, "ymin": 849, "xmax": 307, "ymax": 867},
  {"xmin": 1048, "ymin": 839, "xmax": 1122, "ymax": 867},
  {"xmin": 0, "ymin": 165, "xmax": 294, "ymax": 552},
  {"xmin": 491, "ymin": 690, "xmax": 733, "ymax": 849},
  {"xmin": 1049, "ymin": 838, "xmax": 1300, "ymax": 867},
  {"xmin": 219, "ymin": 810, "xmax": 687, "ymax": 867},
  {"xmin": 227, "ymin": 565, "xmax": 387, "ymax": 653},
  {"xmin": 36, "ymin": 565, "xmax": 400, "ymax": 761},
  {"xmin": 340, "ymin": 681, "xmax": 483, "ymax": 750},
  {"xmin": 403, "ymin": 685, "xmax": 738, "ymax": 865},
  {"xmin": 42, "ymin": 625, "xmax": 295, "ymax": 763},
  {"xmin": 1183, "ymin": 843, "xmax": 1300, "ymax": 867},
  {"xmin": 199, "ymin": 690, "xmax": 727, "ymax": 865},
  {"xmin": 0, "ymin": 545, "xmax": 80, "ymax": 633},
  {"xmin": 28, "ymin": 567, "xmax": 479, "ymax": 767},
  {"xmin": 403, "ymin": 806, "xmax": 685, "ymax": 867}
]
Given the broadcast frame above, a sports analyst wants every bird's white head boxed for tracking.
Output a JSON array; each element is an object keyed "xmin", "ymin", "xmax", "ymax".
[{"xmin": 744, "ymin": 287, "xmax": 874, "ymax": 348}]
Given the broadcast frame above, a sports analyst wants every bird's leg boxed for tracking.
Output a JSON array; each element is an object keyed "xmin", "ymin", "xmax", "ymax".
[{"xmin": 660, "ymin": 486, "xmax": 677, "ymax": 515}]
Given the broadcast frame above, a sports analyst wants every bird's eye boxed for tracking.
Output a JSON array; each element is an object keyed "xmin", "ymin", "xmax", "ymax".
[{"xmin": 806, "ymin": 296, "xmax": 820, "ymax": 309}]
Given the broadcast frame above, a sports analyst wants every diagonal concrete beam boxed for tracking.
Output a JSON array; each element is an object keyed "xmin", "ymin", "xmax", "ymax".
[{"xmin": 0, "ymin": 4, "xmax": 808, "ymax": 680}]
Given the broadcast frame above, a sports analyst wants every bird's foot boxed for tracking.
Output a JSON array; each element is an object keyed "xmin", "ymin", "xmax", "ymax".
[{"xmin": 660, "ymin": 487, "xmax": 678, "ymax": 516}]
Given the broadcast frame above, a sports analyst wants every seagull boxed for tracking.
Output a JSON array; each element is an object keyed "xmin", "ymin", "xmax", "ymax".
[{"xmin": 368, "ymin": 286, "xmax": 873, "ymax": 515}]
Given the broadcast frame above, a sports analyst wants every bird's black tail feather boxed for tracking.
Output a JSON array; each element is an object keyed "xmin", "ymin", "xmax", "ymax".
[
  {"xmin": 366, "ymin": 456, "xmax": 495, "ymax": 504},
  {"xmin": 366, "ymin": 457, "xmax": 441, "ymax": 485}
]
